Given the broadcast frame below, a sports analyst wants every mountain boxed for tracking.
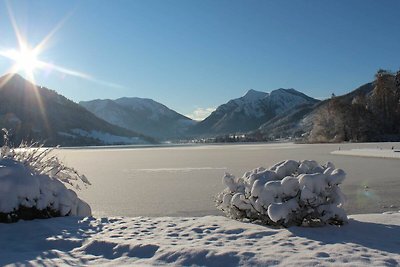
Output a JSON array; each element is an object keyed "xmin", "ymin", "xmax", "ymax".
[
  {"xmin": 0, "ymin": 74, "xmax": 155, "ymax": 146},
  {"xmin": 252, "ymin": 77, "xmax": 398, "ymax": 143},
  {"xmin": 80, "ymin": 97, "xmax": 195, "ymax": 140},
  {"xmin": 254, "ymin": 102, "xmax": 318, "ymax": 139},
  {"xmin": 190, "ymin": 88, "xmax": 319, "ymax": 136},
  {"xmin": 252, "ymin": 82, "xmax": 377, "ymax": 141}
]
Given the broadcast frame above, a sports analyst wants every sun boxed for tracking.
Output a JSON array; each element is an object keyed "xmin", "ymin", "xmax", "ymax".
[
  {"xmin": 12, "ymin": 46, "xmax": 40, "ymax": 74},
  {"xmin": 2, "ymin": 45, "xmax": 41, "ymax": 76},
  {"xmin": 0, "ymin": 41, "xmax": 44, "ymax": 85}
]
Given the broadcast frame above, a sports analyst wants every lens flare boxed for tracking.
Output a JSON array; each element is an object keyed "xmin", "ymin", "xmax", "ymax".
[
  {"xmin": 0, "ymin": 2, "xmax": 124, "ymax": 89},
  {"xmin": 1, "ymin": 46, "xmax": 40, "ymax": 75}
]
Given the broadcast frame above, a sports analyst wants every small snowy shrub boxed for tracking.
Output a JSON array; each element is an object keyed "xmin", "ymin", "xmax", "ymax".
[
  {"xmin": 216, "ymin": 160, "xmax": 348, "ymax": 227},
  {"xmin": 0, "ymin": 130, "xmax": 91, "ymax": 223}
]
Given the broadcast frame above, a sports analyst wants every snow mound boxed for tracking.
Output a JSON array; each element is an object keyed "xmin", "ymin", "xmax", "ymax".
[
  {"xmin": 0, "ymin": 136, "xmax": 91, "ymax": 222},
  {"xmin": 216, "ymin": 160, "xmax": 348, "ymax": 226},
  {"xmin": 0, "ymin": 158, "xmax": 91, "ymax": 222}
]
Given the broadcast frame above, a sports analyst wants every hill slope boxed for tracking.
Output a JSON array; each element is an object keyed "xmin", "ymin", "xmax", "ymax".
[{"xmin": 0, "ymin": 74, "xmax": 154, "ymax": 146}]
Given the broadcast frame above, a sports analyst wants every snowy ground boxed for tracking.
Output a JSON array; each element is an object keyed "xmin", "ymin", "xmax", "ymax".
[
  {"xmin": 332, "ymin": 148, "xmax": 400, "ymax": 159},
  {"xmin": 0, "ymin": 213, "xmax": 399, "ymax": 266}
]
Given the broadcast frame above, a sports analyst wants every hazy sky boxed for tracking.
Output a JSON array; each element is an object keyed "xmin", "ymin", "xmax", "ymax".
[{"xmin": 0, "ymin": 0, "xmax": 399, "ymax": 119}]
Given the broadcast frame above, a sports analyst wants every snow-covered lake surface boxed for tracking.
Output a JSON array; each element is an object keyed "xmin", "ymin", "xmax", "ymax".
[{"xmin": 56, "ymin": 142, "xmax": 400, "ymax": 217}]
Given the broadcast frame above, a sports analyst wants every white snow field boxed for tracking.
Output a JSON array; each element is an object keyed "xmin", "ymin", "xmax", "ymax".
[
  {"xmin": 57, "ymin": 142, "xmax": 400, "ymax": 217},
  {"xmin": 0, "ymin": 213, "xmax": 399, "ymax": 266}
]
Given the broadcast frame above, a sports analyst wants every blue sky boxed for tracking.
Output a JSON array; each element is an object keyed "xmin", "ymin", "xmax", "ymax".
[{"xmin": 0, "ymin": 0, "xmax": 399, "ymax": 119}]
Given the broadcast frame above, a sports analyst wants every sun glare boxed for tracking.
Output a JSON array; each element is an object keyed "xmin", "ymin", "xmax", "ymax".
[
  {"xmin": 3, "ymin": 45, "xmax": 40, "ymax": 75},
  {"xmin": 14, "ymin": 48, "xmax": 40, "ymax": 74}
]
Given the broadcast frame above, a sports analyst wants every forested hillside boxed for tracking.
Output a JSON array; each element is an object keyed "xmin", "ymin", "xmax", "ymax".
[{"xmin": 309, "ymin": 70, "xmax": 400, "ymax": 142}]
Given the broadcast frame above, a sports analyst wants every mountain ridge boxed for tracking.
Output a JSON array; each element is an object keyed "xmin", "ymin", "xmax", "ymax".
[
  {"xmin": 189, "ymin": 88, "xmax": 319, "ymax": 136},
  {"xmin": 4, "ymin": 72, "xmax": 391, "ymax": 145},
  {"xmin": 0, "ymin": 74, "xmax": 155, "ymax": 146}
]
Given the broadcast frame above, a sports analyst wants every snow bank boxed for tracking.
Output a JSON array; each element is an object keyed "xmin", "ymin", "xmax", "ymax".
[
  {"xmin": 216, "ymin": 160, "xmax": 348, "ymax": 226},
  {"xmin": 0, "ymin": 158, "xmax": 91, "ymax": 222},
  {"xmin": 332, "ymin": 148, "xmax": 400, "ymax": 159},
  {"xmin": 0, "ymin": 213, "xmax": 398, "ymax": 266}
]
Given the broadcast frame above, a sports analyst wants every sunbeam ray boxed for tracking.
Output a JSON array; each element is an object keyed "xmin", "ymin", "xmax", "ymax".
[
  {"xmin": 32, "ymin": 9, "xmax": 76, "ymax": 56},
  {"xmin": 5, "ymin": 1, "xmax": 25, "ymax": 52}
]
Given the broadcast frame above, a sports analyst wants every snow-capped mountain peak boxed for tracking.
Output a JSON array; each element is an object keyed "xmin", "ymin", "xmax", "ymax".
[
  {"xmin": 267, "ymin": 88, "xmax": 318, "ymax": 114},
  {"xmin": 191, "ymin": 87, "xmax": 319, "ymax": 135},
  {"xmin": 242, "ymin": 89, "xmax": 268, "ymax": 102},
  {"xmin": 80, "ymin": 97, "xmax": 195, "ymax": 140},
  {"xmin": 114, "ymin": 97, "xmax": 171, "ymax": 121}
]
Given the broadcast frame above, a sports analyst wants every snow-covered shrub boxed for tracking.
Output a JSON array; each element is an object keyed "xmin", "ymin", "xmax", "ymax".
[
  {"xmin": 0, "ymin": 130, "xmax": 91, "ymax": 222},
  {"xmin": 216, "ymin": 160, "xmax": 348, "ymax": 227}
]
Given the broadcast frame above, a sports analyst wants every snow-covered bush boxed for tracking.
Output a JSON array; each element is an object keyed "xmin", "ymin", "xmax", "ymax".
[
  {"xmin": 216, "ymin": 160, "xmax": 348, "ymax": 227},
  {"xmin": 0, "ymin": 130, "xmax": 91, "ymax": 223}
]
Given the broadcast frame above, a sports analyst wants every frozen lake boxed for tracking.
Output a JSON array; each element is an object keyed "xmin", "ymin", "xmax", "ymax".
[{"xmin": 56, "ymin": 142, "xmax": 400, "ymax": 217}]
